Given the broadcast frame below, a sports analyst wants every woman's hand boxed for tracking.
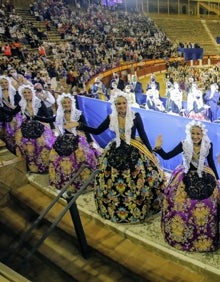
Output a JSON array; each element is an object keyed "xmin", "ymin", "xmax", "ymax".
[
  {"xmin": 155, "ymin": 134, "xmax": 163, "ymax": 149},
  {"xmin": 217, "ymin": 155, "xmax": 220, "ymax": 165},
  {"xmin": 63, "ymin": 121, "xmax": 79, "ymax": 130}
]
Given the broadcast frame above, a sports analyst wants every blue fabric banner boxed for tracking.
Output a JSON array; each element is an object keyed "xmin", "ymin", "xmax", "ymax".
[
  {"xmin": 77, "ymin": 96, "xmax": 220, "ymax": 176},
  {"xmin": 183, "ymin": 48, "xmax": 203, "ymax": 60}
]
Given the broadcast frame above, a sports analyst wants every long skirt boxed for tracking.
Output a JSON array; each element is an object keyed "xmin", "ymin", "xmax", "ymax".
[
  {"xmin": 15, "ymin": 122, "xmax": 56, "ymax": 173},
  {"xmin": 94, "ymin": 139, "xmax": 167, "ymax": 223},
  {"xmin": 49, "ymin": 135, "xmax": 100, "ymax": 191},
  {"xmin": 161, "ymin": 165, "xmax": 220, "ymax": 252},
  {"xmin": 1, "ymin": 113, "xmax": 23, "ymax": 154}
]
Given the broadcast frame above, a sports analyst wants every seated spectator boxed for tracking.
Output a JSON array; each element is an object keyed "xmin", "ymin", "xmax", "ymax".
[
  {"xmin": 130, "ymin": 74, "xmax": 143, "ymax": 94},
  {"xmin": 129, "ymin": 74, "xmax": 143, "ymax": 105},
  {"xmin": 204, "ymin": 83, "xmax": 220, "ymax": 122},
  {"xmin": 146, "ymin": 74, "xmax": 160, "ymax": 91},
  {"xmin": 167, "ymin": 82, "xmax": 184, "ymax": 115},
  {"xmin": 145, "ymin": 83, "xmax": 165, "ymax": 112},
  {"xmin": 38, "ymin": 43, "xmax": 46, "ymax": 57},
  {"xmin": 91, "ymin": 77, "xmax": 108, "ymax": 100},
  {"xmin": 124, "ymin": 84, "xmax": 139, "ymax": 108},
  {"xmin": 187, "ymin": 83, "xmax": 210, "ymax": 121},
  {"xmin": 165, "ymin": 81, "xmax": 173, "ymax": 111},
  {"xmin": 2, "ymin": 43, "xmax": 12, "ymax": 58},
  {"xmin": 109, "ymin": 72, "xmax": 125, "ymax": 91}
]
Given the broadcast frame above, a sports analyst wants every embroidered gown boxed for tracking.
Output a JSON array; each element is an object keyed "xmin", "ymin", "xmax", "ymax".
[
  {"xmin": 0, "ymin": 87, "xmax": 22, "ymax": 154},
  {"xmin": 49, "ymin": 113, "xmax": 100, "ymax": 191},
  {"xmin": 15, "ymin": 100, "xmax": 56, "ymax": 173},
  {"xmin": 0, "ymin": 102, "xmax": 22, "ymax": 154},
  {"xmin": 154, "ymin": 142, "xmax": 220, "ymax": 252},
  {"xmin": 78, "ymin": 112, "xmax": 166, "ymax": 223}
]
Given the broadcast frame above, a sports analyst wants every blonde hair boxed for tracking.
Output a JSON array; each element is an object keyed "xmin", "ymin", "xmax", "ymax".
[
  {"xmin": 56, "ymin": 93, "xmax": 81, "ymax": 135},
  {"xmin": 109, "ymin": 91, "xmax": 134, "ymax": 147},
  {"xmin": 182, "ymin": 120, "xmax": 210, "ymax": 177}
]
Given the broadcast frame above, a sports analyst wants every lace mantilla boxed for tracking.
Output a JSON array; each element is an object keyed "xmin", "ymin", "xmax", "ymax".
[
  {"xmin": 18, "ymin": 85, "xmax": 42, "ymax": 117},
  {"xmin": 182, "ymin": 120, "xmax": 211, "ymax": 177},
  {"xmin": 109, "ymin": 90, "xmax": 135, "ymax": 147},
  {"xmin": 0, "ymin": 75, "xmax": 17, "ymax": 107},
  {"xmin": 56, "ymin": 93, "xmax": 81, "ymax": 135}
]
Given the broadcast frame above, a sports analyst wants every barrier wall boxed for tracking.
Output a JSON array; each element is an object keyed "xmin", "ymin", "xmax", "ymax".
[
  {"xmin": 86, "ymin": 59, "xmax": 171, "ymax": 91},
  {"xmin": 77, "ymin": 95, "xmax": 220, "ymax": 176},
  {"xmin": 86, "ymin": 56, "xmax": 220, "ymax": 93}
]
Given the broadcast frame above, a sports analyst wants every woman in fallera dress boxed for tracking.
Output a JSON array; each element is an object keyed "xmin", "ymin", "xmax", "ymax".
[
  {"xmin": 73, "ymin": 91, "xmax": 166, "ymax": 223},
  {"xmin": 154, "ymin": 120, "xmax": 220, "ymax": 252},
  {"xmin": 15, "ymin": 85, "xmax": 56, "ymax": 173},
  {"xmin": 0, "ymin": 75, "xmax": 22, "ymax": 154},
  {"xmin": 49, "ymin": 93, "xmax": 100, "ymax": 191}
]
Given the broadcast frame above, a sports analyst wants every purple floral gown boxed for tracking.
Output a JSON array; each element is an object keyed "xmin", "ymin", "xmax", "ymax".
[
  {"xmin": 155, "ymin": 142, "xmax": 220, "ymax": 252},
  {"xmin": 15, "ymin": 119, "xmax": 56, "ymax": 173},
  {"xmin": 49, "ymin": 133, "xmax": 100, "ymax": 191},
  {"xmin": 161, "ymin": 165, "xmax": 219, "ymax": 252},
  {"xmin": 0, "ymin": 94, "xmax": 22, "ymax": 154},
  {"xmin": 1, "ymin": 111, "xmax": 22, "ymax": 154}
]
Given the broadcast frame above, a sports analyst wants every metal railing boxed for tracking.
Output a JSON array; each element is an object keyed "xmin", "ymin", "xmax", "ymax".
[{"xmin": 2, "ymin": 164, "xmax": 101, "ymax": 266}]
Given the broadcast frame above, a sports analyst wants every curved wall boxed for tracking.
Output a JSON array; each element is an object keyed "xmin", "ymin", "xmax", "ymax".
[{"xmin": 86, "ymin": 55, "xmax": 220, "ymax": 91}]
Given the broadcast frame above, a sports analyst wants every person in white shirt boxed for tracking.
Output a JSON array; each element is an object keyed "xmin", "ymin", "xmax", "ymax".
[
  {"xmin": 124, "ymin": 84, "xmax": 139, "ymax": 108},
  {"xmin": 145, "ymin": 83, "xmax": 165, "ymax": 112}
]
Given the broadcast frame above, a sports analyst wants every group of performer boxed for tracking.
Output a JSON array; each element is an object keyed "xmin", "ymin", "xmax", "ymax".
[{"xmin": 1, "ymin": 72, "xmax": 220, "ymax": 253}]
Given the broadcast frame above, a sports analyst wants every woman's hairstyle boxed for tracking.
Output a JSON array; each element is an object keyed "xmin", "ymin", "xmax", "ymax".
[
  {"xmin": 0, "ymin": 75, "xmax": 16, "ymax": 106},
  {"xmin": 18, "ymin": 84, "xmax": 35, "ymax": 97},
  {"xmin": 56, "ymin": 93, "xmax": 81, "ymax": 135},
  {"xmin": 109, "ymin": 90, "xmax": 134, "ymax": 147},
  {"xmin": 18, "ymin": 84, "xmax": 41, "ymax": 117},
  {"xmin": 182, "ymin": 120, "xmax": 211, "ymax": 176}
]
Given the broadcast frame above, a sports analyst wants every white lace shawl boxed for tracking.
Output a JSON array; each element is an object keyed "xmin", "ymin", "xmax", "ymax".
[
  {"xmin": 0, "ymin": 75, "xmax": 17, "ymax": 107},
  {"xmin": 182, "ymin": 120, "xmax": 211, "ymax": 177},
  {"xmin": 56, "ymin": 93, "xmax": 81, "ymax": 135},
  {"xmin": 109, "ymin": 91, "xmax": 135, "ymax": 147},
  {"xmin": 18, "ymin": 84, "xmax": 41, "ymax": 117}
]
